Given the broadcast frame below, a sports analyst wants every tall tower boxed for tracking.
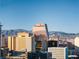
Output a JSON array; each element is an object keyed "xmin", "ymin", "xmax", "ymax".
[
  {"xmin": 0, "ymin": 22, "xmax": 2, "ymax": 47},
  {"xmin": 32, "ymin": 23, "xmax": 49, "ymax": 52},
  {"xmin": 32, "ymin": 23, "xmax": 49, "ymax": 41}
]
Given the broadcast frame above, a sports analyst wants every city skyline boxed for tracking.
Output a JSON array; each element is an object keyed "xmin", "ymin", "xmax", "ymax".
[{"xmin": 0, "ymin": 0, "xmax": 79, "ymax": 33}]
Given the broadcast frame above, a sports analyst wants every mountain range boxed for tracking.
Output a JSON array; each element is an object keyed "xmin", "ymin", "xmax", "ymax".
[{"xmin": 1, "ymin": 29, "xmax": 79, "ymax": 37}]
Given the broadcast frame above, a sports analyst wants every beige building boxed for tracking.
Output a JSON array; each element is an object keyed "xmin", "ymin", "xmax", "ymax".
[
  {"xmin": 74, "ymin": 36, "xmax": 79, "ymax": 53},
  {"xmin": 8, "ymin": 32, "xmax": 33, "ymax": 52},
  {"xmin": 74, "ymin": 37, "xmax": 79, "ymax": 48},
  {"xmin": 48, "ymin": 47, "xmax": 68, "ymax": 59}
]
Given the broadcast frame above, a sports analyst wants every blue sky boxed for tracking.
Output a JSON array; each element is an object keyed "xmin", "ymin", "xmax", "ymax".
[{"xmin": 0, "ymin": 0, "xmax": 79, "ymax": 33}]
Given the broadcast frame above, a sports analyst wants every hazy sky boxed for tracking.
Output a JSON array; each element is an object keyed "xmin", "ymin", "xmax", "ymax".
[{"xmin": 0, "ymin": 0, "xmax": 79, "ymax": 33}]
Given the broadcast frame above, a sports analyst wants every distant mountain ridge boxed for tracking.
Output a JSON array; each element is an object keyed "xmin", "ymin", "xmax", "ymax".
[
  {"xmin": 2, "ymin": 29, "xmax": 30, "ymax": 36},
  {"xmin": 1, "ymin": 29, "xmax": 79, "ymax": 37},
  {"xmin": 49, "ymin": 31, "xmax": 76, "ymax": 35}
]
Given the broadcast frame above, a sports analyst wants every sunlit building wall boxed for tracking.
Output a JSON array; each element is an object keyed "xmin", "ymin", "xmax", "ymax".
[
  {"xmin": 74, "ymin": 37, "xmax": 79, "ymax": 48},
  {"xmin": 48, "ymin": 47, "xmax": 68, "ymax": 59},
  {"xmin": 8, "ymin": 32, "xmax": 33, "ymax": 52},
  {"xmin": 8, "ymin": 35, "xmax": 16, "ymax": 51},
  {"xmin": 74, "ymin": 36, "xmax": 79, "ymax": 55}
]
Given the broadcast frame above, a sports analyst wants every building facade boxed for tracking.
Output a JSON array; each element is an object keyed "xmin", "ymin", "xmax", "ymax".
[
  {"xmin": 74, "ymin": 36, "xmax": 79, "ymax": 55},
  {"xmin": 48, "ymin": 47, "xmax": 68, "ymax": 59},
  {"xmin": 32, "ymin": 23, "xmax": 49, "ymax": 52},
  {"xmin": 8, "ymin": 32, "xmax": 33, "ymax": 52}
]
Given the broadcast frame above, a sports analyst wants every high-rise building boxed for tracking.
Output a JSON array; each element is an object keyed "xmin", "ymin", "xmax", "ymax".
[
  {"xmin": 32, "ymin": 23, "xmax": 49, "ymax": 41},
  {"xmin": 0, "ymin": 23, "xmax": 2, "ymax": 47},
  {"xmin": 0, "ymin": 23, "xmax": 8, "ymax": 57},
  {"xmin": 32, "ymin": 23, "xmax": 49, "ymax": 52},
  {"xmin": 2, "ymin": 34, "xmax": 7, "ymax": 47},
  {"xmin": 8, "ymin": 35, "xmax": 16, "ymax": 51},
  {"xmin": 8, "ymin": 32, "xmax": 33, "ymax": 52}
]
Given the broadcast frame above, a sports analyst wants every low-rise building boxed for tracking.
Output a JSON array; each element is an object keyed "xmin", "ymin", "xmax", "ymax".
[{"xmin": 48, "ymin": 47, "xmax": 68, "ymax": 59}]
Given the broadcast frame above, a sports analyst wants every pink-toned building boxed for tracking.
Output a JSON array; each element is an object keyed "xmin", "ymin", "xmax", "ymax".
[
  {"xmin": 32, "ymin": 23, "xmax": 49, "ymax": 41},
  {"xmin": 32, "ymin": 23, "xmax": 49, "ymax": 51}
]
